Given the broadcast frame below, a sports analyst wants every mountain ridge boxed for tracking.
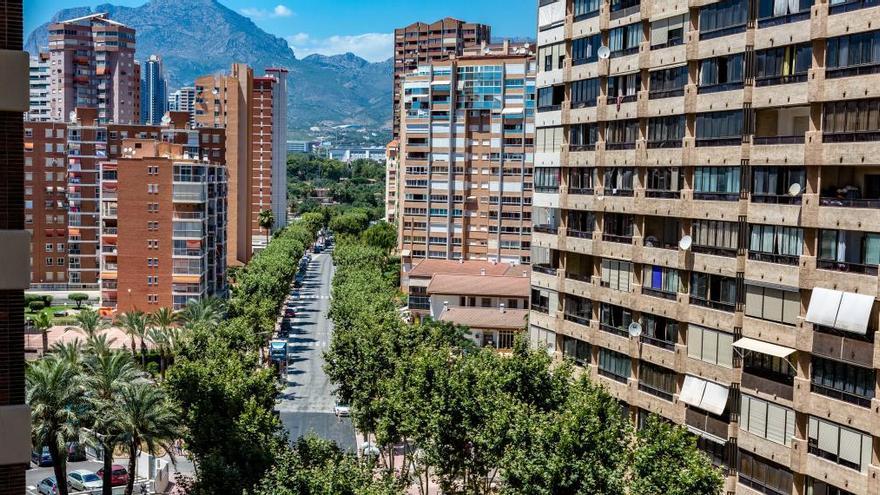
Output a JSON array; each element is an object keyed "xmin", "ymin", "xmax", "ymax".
[{"xmin": 25, "ymin": 0, "xmax": 393, "ymax": 132}]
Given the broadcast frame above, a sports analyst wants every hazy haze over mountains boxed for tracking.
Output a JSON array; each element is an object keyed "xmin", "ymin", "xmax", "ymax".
[{"xmin": 25, "ymin": 0, "xmax": 393, "ymax": 132}]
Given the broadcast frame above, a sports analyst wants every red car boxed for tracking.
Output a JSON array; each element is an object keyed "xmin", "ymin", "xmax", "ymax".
[
  {"xmin": 284, "ymin": 308, "xmax": 296, "ymax": 318},
  {"xmin": 97, "ymin": 464, "xmax": 129, "ymax": 487}
]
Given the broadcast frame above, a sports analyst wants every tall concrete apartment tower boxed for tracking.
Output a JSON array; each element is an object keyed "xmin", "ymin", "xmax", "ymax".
[
  {"xmin": 47, "ymin": 13, "xmax": 138, "ymax": 124},
  {"xmin": 265, "ymin": 68, "xmax": 289, "ymax": 236},
  {"xmin": 398, "ymin": 41, "xmax": 535, "ymax": 265},
  {"xmin": 385, "ymin": 139, "xmax": 399, "ymax": 223},
  {"xmin": 168, "ymin": 87, "xmax": 197, "ymax": 125},
  {"xmin": 392, "ymin": 18, "xmax": 491, "ymax": 139},
  {"xmin": 0, "ymin": 0, "xmax": 33, "ymax": 489},
  {"xmin": 194, "ymin": 63, "xmax": 254, "ymax": 265},
  {"xmin": 532, "ymin": 0, "xmax": 880, "ymax": 493},
  {"xmin": 27, "ymin": 53, "xmax": 51, "ymax": 122},
  {"xmin": 140, "ymin": 54, "xmax": 168, "ymax": 125}
]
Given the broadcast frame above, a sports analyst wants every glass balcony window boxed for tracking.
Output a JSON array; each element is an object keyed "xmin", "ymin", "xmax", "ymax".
[
  {"xmin": 818, "ymin": 229, "xmax": 880, "ymax": 275},
  {"xmin": 537, "ymin": 85, "xmax": 565, "ymax": 112},
  {"xmin": 642, "ymin": 265, "xmax": 680, "ymax": 300},
  {"xmin": 638, "ymin": 362, "xmax": 676, "ymax": 400},
  {"xmin": 698, "ymin": 54, "xmax": 744, "ymax": 94},
  {"xmin": 560, "ymin": 335, "xmax": 591, "ymax": 366},
  {"xmin": 610, "ymin": 0, "xmax": 640, "ymax": 18},
  {"xmin": 699, "ymin": 0, "xmax": 748, "ymax": 39},
  {"xmin": 571, "ymin": 78, "xmax": 600, "ymax": 109},
  {"xmin": 826, "ymin": 30, "xmax": 880, "ymax": 79},
  {"xmin": 567, "ymin": 211, "xmax": 595, "ymax": 238},
  {"xmin": 649, "ymin": 65, "xmax": 688, "ymax": 99},
  {"xmin": 532, "ymin": 206, "xmax": 559, "ymax": 234},
  {"xmin": 751, "ymin": 166, "xmax": 806, "ymax": 204},
  {"xmin": 822, "ymin": 98, "xmax": 880, "ymax": 142},
  {"xmin": 811, "ymin": 356, "xmax": 875, "ymax": 407},
  {"xmin": 819, "ymin": 166, "xmax": 880, "ymax": 207},
  {"xmin": 690, "ymin": 272, "xmax": 737, "ymax": 312},
  {"xmin": 531, "ymin": 288, "xmax": 550, "ymax": 313},
  {"xmin": 600, "ymin": 303, "xmax": 632, "ymax": 337},
  {"xmin": 569, "ymin": 123, "xmax": 598, "ymax": 151},
  {"xmin": 603, "ymin": 213, "xmax": 634, "ymax": 242},
  {"xmin": 534, "ymin": 167, "xmax": 560, "ymax": 193},
  {"xmin": 643, "ymin": 216, "xmax": 680, "ymax": 249},
  {"xmin": 647, "ymin": 116, "xmax": 685, "ymax": 148},
  {"xmin": 756, "ymin": 44, "xmax": 812, "ymax": 86},
  {"xmin": 574, "ymin": 0, "xmax": 601, "ymax": 20},
  {"xmin": 641, "ymin": 314, "xmax": 678, "ymax": 350},
  {"xmin": 748, "ymin": 224, "xmax": 803, "ymax": 265},
  {"xmin": 564, "ymin": 294, "xmax": 592, "ymax": 326},
  {"xmin": 598, "ymin": 347, "xmax": 630, "ymax": 382},
  {"xmin": 572, "ymin": 34, "xmax": 602, "ymax": 66},
  {"xmin": 603, "ymin": 168, "xmax": 635, "ymax": 196},
  {"xmin": 694, "ymin": 166, "xmax": 741, "ymax": 200},
  {"xmin": 830, "ymin": 0, "xmax": 880, "ymax": 13},
  {"xmin": 609, "ymin": 23, "xmax": 642, "ymax": 57},
  {"xmin": 605, "ymin": 120, "xmax": 639, "ymax": 150}
]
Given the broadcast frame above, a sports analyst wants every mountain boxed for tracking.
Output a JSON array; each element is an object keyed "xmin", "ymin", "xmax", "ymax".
[{"xmin": 25, "ymin": 0, "xmax": 392, "ymax": 132}]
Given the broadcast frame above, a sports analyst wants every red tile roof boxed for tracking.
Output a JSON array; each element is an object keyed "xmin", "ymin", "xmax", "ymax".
[
  {"xmin": 437, "ymin": 307, "xmax": 529, "ymax": 330},
  {"xmin": 426, "ymin": 273, "xmax": 530, "ymax": 298}
]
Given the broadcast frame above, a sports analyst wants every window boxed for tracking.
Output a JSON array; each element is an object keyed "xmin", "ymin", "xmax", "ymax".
[
  {"xmin": 808, "ymin": 417, "xmax": 872, "ymax": 472},
  {"xmin": 818, "ymin": 229, "xmax": 880, "ymax": 274},
  {"xmin": 638, "ymin": 362, "xmax": 676, "ymax": 400},
  {"xmin": 692, "ymin": 220, "xmax": 739, "ymax": 255},
  {"xmin": 45, "ymin": 243, "xmax": 53, "ymax": 253},
  {"xmin": 571, "ymin": 78, "xmax": 600, "ymax": 108},
  {"xmin": 569, "ymin": 123, "xmax": 598, "ymax": 150},
  {"xmin": 572, "ymin": 34, "xmax": 601, "ymax": 65},
  {"xmin": 603, "ymin": 168, "xmax": 635, "ymax": 195},
  {"xmin": 531, "ymin": 288, "xmax": 551, "ymax": 313},
  {"xmin": 690, "ymin": 272, "xmax": 737, "ymax": 311},
  {"xmin": 538, "ymin": 42, "xmax": 565, "ymax": 72},
  {"xmin": 536, "ymin": 126, "xmax": 564, "ymax": 153},
  {"xmin": 693, "ymin": 166, "xmax": 741, "ymax": 198},
  {"xmin": 811, "ymin": 356, "xmax": 876, "ymax": 407},
  {"xmin": 610, "ymin": 0, "xmax": 640, "ymax": 16},
  {"xmin": 605, "ymin": 119, "xmax": 639, "ymax": 148},
  {"xmin": 537, "ymin": 85, "xmax": 565, "ymax": 111},
  {"xmin": 45, "ymin": 257, "xmax": 53, "ymax": 266},
  {"xmin": 738, "ymin": 451, "xmax": 794, "ymax": 494},
  {"xmin": 823, "ymin": 98, "xmax": 880, "ymax": 140},
  {"xmin": 568, "ymin": 168, "xmax": 597, "ymax": 194},
  {"xmin": 642, "ymin": 265, "xmax": 680, "ymax": 297},
  {"xmin": 740, "ymin": 394, "xmax": 796, "ymax": 446},
  {"xmin": 600, "ymin": 303, "xmax": 632, "ymax": 336},
  {"xmin": 758, "ymin": 0, "xmax": 813, "ymax": 23},
  {"xmin": 749, "ymin": 224, "xmax": 803, "ymax": 264},
  {"xmin": 826, "ymin": 30, "xmax": 880, "ymax": 78},
  {"xmin": 650, "ymin": 14, "xmax": 688, "ymax": 48},
  {"xmin": 699, "ymin": 0, "xmax": 748, "ymax": 39},
  {"xmin": 649, "ymin": 65, "xmax": 688, "ymax": 98},
  {"xmin": 608, "ymin": 23, "xmax": 643, "ymax": 57},
  {"xmin": 807, "ymin": 479, "xmax": 855, "ymax": 495},
  {"xmin": 699, "ymin": 54, "xmax": 744, "ymax": 92},
  {"xmin": 56, "ymin": 243, "xmax": 64, "ymax": 252},
  {"xmin": 603, "ymin": 213, "xmax": 634, "ymax": 240},
  {"xmin": 645, "ymin": 167, "xmax": 681, "ymax": 197},
  {"xmin": 687, "ymin": 325, "xmax": 734, "ymax": 368},
  {"xmin": 756, "ymin": 44, "xmax": 812, "ymax": 85},
  {"xmin": 574, "ymin": 0, "xmax": 601, "ymax": 19},
  {"xmin": 567, "ymin": 211, "xmax": 595, "ymax": 235},
  {"xmin": 745, "ymin": 285, "xmax": 800, "ymax": 325},
  {"xmin": 534, "ymin": 167, "xmax": 560, "ymax": 192},
  {"xmin": 642, "ymin": 314, "xmax": 678, "ymax": 349},
  {"xmin": 601, "ymin": 259, "xmax": 632, "ymax": 291},
  {"xmin": 561, "ymin": 335, "xmax": 591, "ymax": 365},
  {"xmin": 57, "ymin": 258, "xmax": 64, "ymax": 266},
  {"xmin": 564, "ymin": 294, "xmax": 592, "ymax": 325},
  {"xmin": 745, "ymin": 351, "xmax": 795, "ymax": 384},
  {"xmin": 696, "ymin": 110, "xmax": 744, "ymax": 142},
  {"xmin": 598, "ymin": 347, "xmax": 631, "ymax": 382},
  {"xmin": 647, "ymin": 115, "xmax": 685, "ymax": 146},
  {"xmin": 752, "ymin": 167, "xmax": 806, "ymax": 203}
]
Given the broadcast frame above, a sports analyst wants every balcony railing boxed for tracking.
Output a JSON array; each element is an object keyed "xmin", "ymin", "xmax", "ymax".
[
  {"xmin": 823, "ymin": 130, "xmax": 880, "ymax": 142},
  {"xmin": 645, "ymin": 189, "xmax": 680, "ymax": 198},
  {"xmin": 602, "ymin": 233, "xmax": 632, "ymax": 243},
  {"xmin": 685, "ymin": 408, "xmax": 729, "ymax": 441},
  {"xmin": 535, "ymin": 186, "xmax": 559, "ymax": 193},
  {"xmin": 610, "ymin": 3, "xmax": 640, "ymax": 19},
  {"xmin": 830, "ymin": 0, "xmax": 880, "ymax": 14},
  {"xmin": 757, "ymin": 10, "xmax": 810, "ymax": 26},
  {"xmin": 748, "ymin": 251, "xmax": 800, "ymax": 265},
  {"xmin": 811, "ymin": 382, "xmax": 873, "ymax": 408},
  {"xmin": 692, "ymin": 244, "xmax": 737, "ymax": 257},
  {"xmin": 817, "ymin": 259, "xmax": 879, "ymax": 276},
  {"xmin": 605, "ymin": 188, "xmax": 635, "ymax": 197},
  {"xmin": 564, "ymin": 313, "xmax": 590, "ymax": 326},
  {"xmin": 753, "ymin": 135, "xmax": 805, "ymax": 145},
  {"xmin": 565, "ymin": 271, "xmax": 591, "ymax": 283},
  {"xmin": 640, "ymin": 334, "xmax": 676, "ymax": 351},
  {"xmin": 699, "ymin": 24, "xmax": 746, "ymax": 40},
  {"xmin": 568, "ymin": 187, "xmax": 594, "ymax": 195},
  {"xmin": 605, "ymin": 142, "xmax": 636, "ymax": 150},
  {"xmin": 693, "ymin": 191, "xmax": 740, "ymax": 201},
  {"xmin": 755, "ymin": 73, "xmax": 808, "ymax": 86},
  {"xmin": 533, "ymin": 264, "xmax": 557, "ymax": 275},
  {"xmin": 533, "ymin": 225, "xmax": 558, "ymax": 234},
  {"xmin": 750, "ymin": 193, "xmax": 802, "ymax": 204},
  {"xmin": 600, "ymin": 323, "xmax": 630, "ymax": 338},
  {"xmin": 598, "ymin": 368, "xmax": 629, "ymax": 383},
  {"xmin": 642, "ymin": 287, "xmax": 677, "ymax": 300},
  {"xmin": 826, "ymin": 63, "xmax": 880, "ymax": 79},
  {"xmin": 638, "ymin": 382, "xmax": 674, "ymax": 401},
  {"xmin": 567, "ymin": 229, "xmax": 593, "ymax": 239},
  {"xmin": 697, "ymin": 81, "xmax": 744, "ymax": 94},
  {"xmin": 569, "ymin": 144, "xmax": 596, "ymax": 152},
  {"xmin": 647, "ymin": 139, "xmax": 683, "ymax": 149},
  {"xmin": 537, "ymin": 105, "xmax": 561, "ymax": 113},
  {"xmin": 819, "ymin": 196, "xmax": 880, "ymax": 208},
  {"xmin": 531, "ymin": 303, "xmax": 549, "ymax": 314},
  {"xmin": 695, "ymin": 137, "xmax": 742, "ymax": 147},
  {"xmin": 690, "ymin": 295, "xmax": 736, "ymax": 312},
  {"xmin": 648, "ymin": 88, "xmax": 685, "ymax": 99}
]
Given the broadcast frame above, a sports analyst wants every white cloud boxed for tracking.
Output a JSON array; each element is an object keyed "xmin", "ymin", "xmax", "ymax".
[
  {"xmin": 286, "ymin": 32, "xmax": 393, "ymax": 62},
  {"xmin": 240, "ymin": 4, "xmax": 294, "ymax": 19}
]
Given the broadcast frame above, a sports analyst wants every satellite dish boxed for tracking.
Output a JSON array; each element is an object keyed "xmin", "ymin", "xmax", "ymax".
[
  {"xmin": 788, "ymin": 183, "xmax": 802, "ymax": 197},
  {"xmin": 524, "ymin": 42, "xmax": 531, "ymax": 49},
  {"xmin": 598, "ymin": 45, "xmax": 611, "ymax": 60},
  {"xmin": 160, "ymin": 114, "xmax": 171, "ymax": 125},
  {"xmin": 69, "ymin": 110, "xmax": 78, "ymax": 123},
  {"xmin": 679, "ymin": 235, "xmax": 693, "ymax": 251},
  {"xmin": 628, "ymin": 322, "xmax": 642, "ymax": 338}
]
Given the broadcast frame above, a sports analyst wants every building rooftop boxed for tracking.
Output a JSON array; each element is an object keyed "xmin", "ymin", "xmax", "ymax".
[
  {"xmin": 437, "ymin": 306, "xmax": 529, "ymax": 330},
  {"xmin": 408, "ymin": 259, "xmax": 529, "ymax": 278},
  {"xmin": 427, "ymin": 273, "xmax": 530, "ymax": 298}
]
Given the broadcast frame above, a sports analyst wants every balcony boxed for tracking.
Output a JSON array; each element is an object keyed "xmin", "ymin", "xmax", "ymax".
[
  {"xmin": 826, "ymin": 62, "xmax": 880, "ymax": 80},
  {"xmin": 642, "ymin": 286, "xmax": 677, "ymax": 301},
  {"xmin": 685, "ymin": 408, "xmax": 729, "ymax": 442},
  {"xmin": 600, "ymin": 322, "xmax": 630, "ymax": 338},
  {"xmin": 638, "ymin": 382, "xmax": 674, "ymax": 401},
  {"xmin": 820, "ymin": 167, "xmax": 880, "ymax": 208},
  {"xmin": 829, "ymin": 0, "xmax": 880, "ymax": 13},
  {"xmin": 640, "ymin": 333, "xmax": 676, "ymax": 351},
  {"xmin": 690, "ymin": 295, "xmax": 736, "ymax": 312},
  {"xmin": 811, "ymin": 382, "xmax": 873, "ymax": 408},
  {"xmin": 755, "ymin": 73, "xmax": 807, "ymax": 87},
  {"xmin": 564, "ymin": 312, "xmax": 591, "ymax": 326},
  {"xmin": 533, "ymin": 264, "xmax": 557, "ymax": 276},
  {"xmin": 598, "ymin": 367, "xmax": 629, "ymax": 383},
  {"xmin": 602, "ymin": 233, "xmax": 632, "ymax": 243},
  {"xmin": 173, "ymin": 184, "xmax": 207, "ymax": 203},
  {"xmin": 748, "ymin": 252, "xmax": 800, "ymax": 265}
]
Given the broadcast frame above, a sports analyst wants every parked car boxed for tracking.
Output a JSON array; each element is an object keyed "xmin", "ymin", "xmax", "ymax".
[
  {"xmin": 31, "ymin": 447, "xmax": 52, "ymax": 466},
  {"xmin": 284, "ymin": 308, "xmax": 296, "ymax": 318},
  {"xmin": 53, "ymin": 310, "xmax": 67, "ymax": 317},
  {"xmin": 334, "ymin": 402, "xmax": 351, "ymax": 417},
  {"xmin": 37, "ymin": 476, "xmax": 58, "ymax": 495},
  {"xmin": 97, "ymin": 464, "xmax": 129, "ymax": 487},
  {"xmin": 67, "ymin": 469, "xmax": 102, "ymax": 494}
]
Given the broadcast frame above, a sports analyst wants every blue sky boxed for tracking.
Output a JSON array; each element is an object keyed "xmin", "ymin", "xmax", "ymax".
[{"xmin": 25, "ymin": 0, "xmax": 537, "ymax": 62}]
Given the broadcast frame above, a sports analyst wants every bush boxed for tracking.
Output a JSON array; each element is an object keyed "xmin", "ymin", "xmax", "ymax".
[
  {"xmin": 69, "ymin": 293, "xmax": 89, "ymax": 308},
  {"xmin": 28, "ymin": 301, "xmax": 45, "ymax": 312}
]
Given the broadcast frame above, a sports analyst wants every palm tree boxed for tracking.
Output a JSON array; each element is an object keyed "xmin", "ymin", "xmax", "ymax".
[
  {"xmin": 64, "ymin": 307, "xmax": 108, "ymax": 339},
  {"xmin": 31, "ymin": 310, "xmax": 53, "ymax": 356},
  {"xmin": 146, "ymin": 327, "xmax": 171, "ymax": 380},
  {"xmin": 115, "ymin": 383, "xmax": 180, "ymax": 495},
  {"xmin": 50, "ymin": 339, "xmax": 83, "ymax": 367},
  {"xmin": 177, "ymin": 296, "xmax": 225, "ymax": 329},
  {"xmin": 258, "ymin": 208, "xmax": 274, "ymax": 245},
  {"xmin": 116, "ymin": 311, "xmax": 148, "ymax": 366},
  {"xmin": 84, "ymin": 333, "xmax": 118, "ymax": 357},
  {"xmin": 81, "ymin": 352, "xmax": 140, "ymax": 495},
  {"xmin": 27, "ymin": 356, "xmax": 82, "ymax": 495}
]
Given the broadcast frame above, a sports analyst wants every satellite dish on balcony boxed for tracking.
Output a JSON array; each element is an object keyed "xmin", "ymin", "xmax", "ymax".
[
  {"xmin": 524, "ymin": 43, "xmax": 531, "ymax": 49},
  {"xmin": 598, "ymin": 46, "xmax": 611, "ymax": 60},
  {"xmin": 679, "ymin": 235, "xmax": 693, "ymax": 251},
  {"xmin": 628, "ymin": 322, "xmax": 643, "ymax": 338},
  {"xmin": 161, "ymin": 114, "xmax": 171, "ymax": 126},
  {"xmin": 788, "ymin": 183, "xmax": 802, "ymax": 197}
]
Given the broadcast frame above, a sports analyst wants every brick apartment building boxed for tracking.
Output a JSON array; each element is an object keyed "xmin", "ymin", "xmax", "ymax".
[
  {"xmin": 46, "ymin": 13, "xmax": 138, "ymax": 124},
  {"xmin": 531, "ymin": 0, "xmax": 880, "ymax": 493},
  {"xmin": 397, "ymin": 41, "xmax": 536, "ymax": 265},
  {"xmin": 0, "ymin": 0, "xmax": 33, "ymax": 490},
  {"xmin": 392, "ymin": 18, "xmax": 492, "ymax": 138}
]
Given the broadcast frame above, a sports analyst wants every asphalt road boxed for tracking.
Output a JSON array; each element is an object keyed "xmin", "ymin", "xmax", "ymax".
[{"xmin": 276, "ymin": 248, "xmax": 357, "ymax": 451}]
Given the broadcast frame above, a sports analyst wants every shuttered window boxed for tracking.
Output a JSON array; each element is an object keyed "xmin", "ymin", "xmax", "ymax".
[{"xmin": 745, "ymin": 284, "xmax": 800, "ymax": 325}]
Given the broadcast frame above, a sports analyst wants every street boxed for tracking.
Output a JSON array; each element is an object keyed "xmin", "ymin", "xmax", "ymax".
[{"xmin": 276, "ymin": 248, "xmax": 357, "ymax": 451}]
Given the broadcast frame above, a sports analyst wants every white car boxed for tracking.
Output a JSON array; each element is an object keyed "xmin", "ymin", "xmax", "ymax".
[
  {"xmin": 334, "ymin": 402, "xmax": 351, "ymax": 417},
  {"xmin": 68, "ymin": 469, "xmax": 102, "ymax": 494}
]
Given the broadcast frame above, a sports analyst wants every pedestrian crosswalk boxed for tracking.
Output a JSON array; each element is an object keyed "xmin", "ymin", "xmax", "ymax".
[
  {"xmin": 291, "ymin": 295, "xmax": 331, "ymax": 300},
  {"xmin": 287, "ymin": 340, "xmax": 329, "ymax": 348}
]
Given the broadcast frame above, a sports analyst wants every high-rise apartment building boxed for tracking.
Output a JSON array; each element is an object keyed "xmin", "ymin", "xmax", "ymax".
[
  {"xmin": 531, "ymin": 0, "xmax": 880, "ymax": 493},
  {"xmin": 0, "ymin": 0, "xmax": 34, "ymax": 489},
  {"xmin": 27, "ymin": 53, "xmax": 51, "ymax": 122},
  {"xmin": 392, "ymin": 18, "xmax": 492, "ymax": 138},
  {"xmin": 194, "ymin": 63, "xmax": 254, "ymax": 265},
  {"xmin": 46, "ymin": 13, "xmax": 138, "ymax": 124},
  {"xmin": 140, "ymin": 54, "xmax": 168, "ymax": 125},
  {"xmin": 385, "ymin": 139, "xmax": 399, "ymax": 223},
  {"xmin": 398, "ymin": 41, "xmax": 536, "ymax": 265},
  {"xmin": 168, "ymin": 86, "xmax": 197, "ymax": 123},
  {"xmin": 99, "ymin": 137, "xmax": 227, "ymax": 311}
]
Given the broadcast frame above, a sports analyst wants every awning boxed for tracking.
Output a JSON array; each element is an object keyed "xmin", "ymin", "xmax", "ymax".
[
  {"xmin": 805, "ymin": 287, "xmax": 874, "ymax": 336},
  {"xmin": 501, "ymin": 107, "xmax": 524, "ymax": 115},
  {"xmin": 679, "ymin": 375, "xmax": 729, "ymax": 416},
  {"xmin": 430, "ymin": 80, "xmax": 450, "ymax": 86},
  {"xmin": 733, "ymin": 337, "xmax": 795, "ymax": 359}
]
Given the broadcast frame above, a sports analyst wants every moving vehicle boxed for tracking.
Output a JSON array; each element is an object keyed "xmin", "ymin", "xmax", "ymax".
[
  {"xmin": 97, "ymin": 464, "xmax": 129, "ymax": 487},
  {"xmin": 334, "ymin": 402, "xmax": 351, "ymax": 417},
  {"xmin": 37, "ymin": 476, "xmax": 58, "ymax": 495},
  {"xmin": 31, "ymin": 447, "xmax": 52, "ymax": 466},
  {"xmin": 67, "ymin": 469, "xmax": 103, "ymax": 494}
]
